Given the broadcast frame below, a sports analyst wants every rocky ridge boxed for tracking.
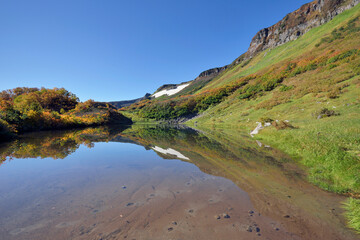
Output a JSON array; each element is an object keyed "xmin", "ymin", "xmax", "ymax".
[{"xmin": 245, "ymin": 0, "xmax": 360, "ymax": 59}]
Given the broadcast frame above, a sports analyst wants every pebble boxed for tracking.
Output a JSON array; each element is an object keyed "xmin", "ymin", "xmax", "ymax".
[
  {"xmin": 172, "ymin": 221, "xmax": 177, "ymax": 225},
  {"xmin": 256, "ymin": 227, "xmax": 261, "ymax": 232},
  {"xmin": 248, "ymin": 210, "xmax": 254, "ymax": 214},
  {"xmin": 223, "ymin": 213, "xmax": 230, "ymax": 219},
  {"xmin": 188, "ymin": 209, "xmax": 194, "ymax": 213},
  {"xmin": 126, "ymin": 202, "xmax": 134, "ymax": 207},
  {"xmin": 283, "ymin": 215, "xmax": 290, "ymax": 218},
  {"xmin": 122, "ymin": 186, "xmax": 127, "ymax": 189},
  {"xmin": 168, "ymin": 227, "xmax": 173, "ymax": 231},
  {"xmin": 215, "ymin": 215, "xmax": 221, "ymax": 220}
]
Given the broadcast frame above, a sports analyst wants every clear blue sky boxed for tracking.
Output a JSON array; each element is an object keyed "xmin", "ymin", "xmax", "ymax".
[{"xmin": 0, "ymin": 0, "xmax": 310, "ymax": 102}]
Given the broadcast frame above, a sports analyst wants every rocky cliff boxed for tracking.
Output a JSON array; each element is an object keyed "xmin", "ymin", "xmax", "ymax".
[
  {"xmin": 246, "ymin": 0, "xmax": 359, "ymax": 58},
  {"xmin": 193, "ymin": 66, "xmax": 228, "ymax": 82}
]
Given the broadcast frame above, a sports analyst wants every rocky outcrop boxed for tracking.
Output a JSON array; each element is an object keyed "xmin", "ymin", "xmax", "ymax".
[
  {"xmin": 246, "ymin": 0, "xmax": 360, "ymax": 58},
  {"xmin": 155, "ymin": 84, "xmax": 179, "ymax": 92},
  {"xmin": 196, "ymin": 66, "xmax": 228, "ymax": 80},
  {"xmin": 191, "ymin": 66, "xmax": 228, "ymax": 85}
]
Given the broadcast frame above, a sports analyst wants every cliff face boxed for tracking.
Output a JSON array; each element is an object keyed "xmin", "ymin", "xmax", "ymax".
[
  {"xmin": 193, "ymin": 66, "xmax": 228, "ymax": 83},
  {"xmin": 246, "ymin": 0, "xmax": 359, "ymax": 58}
]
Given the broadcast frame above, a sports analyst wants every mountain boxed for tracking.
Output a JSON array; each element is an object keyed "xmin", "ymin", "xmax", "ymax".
[
  {"xmin": 125, "ymin": 0, "xmax": 359, "ymax": 118},
  {"xmin": 124, "ymin": 0, "xmax": 359, "ymax": 101}
]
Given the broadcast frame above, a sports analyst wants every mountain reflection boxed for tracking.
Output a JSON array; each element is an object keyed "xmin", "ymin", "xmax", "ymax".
[{"xmin": 0, "ymin": 125, "xmax": 354, "ymax": 239}]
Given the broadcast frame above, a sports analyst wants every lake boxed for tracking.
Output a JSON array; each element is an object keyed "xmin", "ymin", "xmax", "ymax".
[{"xmin": 0, "ymin": 125, "xmax": 357, "ymax": 240}]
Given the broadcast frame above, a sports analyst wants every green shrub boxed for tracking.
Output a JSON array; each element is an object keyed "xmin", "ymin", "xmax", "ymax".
[
  {"xmin": 238, "ymin": 84, "xmax": 262, "ymax": 99},
  {"xmin": 262, "ymin": 77, "xmax": 284, "ymax": 91},
  {"xmin": 279, "ymin": 85, "xmax": 293, "ymax": 92}
]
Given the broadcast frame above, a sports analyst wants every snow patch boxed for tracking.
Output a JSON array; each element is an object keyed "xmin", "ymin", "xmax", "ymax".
[
  {"xmin": 152, "ymin": 146, "xmax": 190, "ymax": 160},
  {"xmin": 152, "ymin": 83, "xmax": 190, "ymax": 98}
]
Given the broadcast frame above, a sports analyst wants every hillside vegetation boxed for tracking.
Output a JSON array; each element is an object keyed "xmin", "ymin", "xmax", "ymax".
[
  {"xmin": 125, "ymin": 4, "xmax": 360, "ymax": 232},
  {"xmin": 0, "ymin": 87, "xmax": 131, "ymax": 140}
]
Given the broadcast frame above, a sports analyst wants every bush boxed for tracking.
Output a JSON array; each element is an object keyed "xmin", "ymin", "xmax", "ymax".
[
  {"xmin": 238, "ymin": 84, "xmax": 262, "ymax": 99},
  {"xmin": 279, "ymin": 85, "xmax": 293, "ymax": 92},
  {"xmin": 262, "ymin": 77, "xmax": 284, "ymax": 91},
  {"xmin": 313, "ymin": 108, "xmax": 340, "ymax": 119},
  {"xmin": 0, "ymin": 119, "xmax": 14, "ymax": 136}
]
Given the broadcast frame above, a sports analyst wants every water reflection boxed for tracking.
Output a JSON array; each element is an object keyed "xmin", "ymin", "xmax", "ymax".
[{"xmin": 0, "ymin": 125, "xmax": 357, "ymax": 240}]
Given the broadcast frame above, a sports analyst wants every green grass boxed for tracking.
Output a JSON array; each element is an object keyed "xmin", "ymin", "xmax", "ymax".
[{"xmin": 345, "ymin": 198, "xmax": 360, "ymax": 233}]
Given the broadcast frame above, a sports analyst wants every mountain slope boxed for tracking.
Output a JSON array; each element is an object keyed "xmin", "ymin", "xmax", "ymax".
[{"xmin": 131, "ymin": 0, "xmax": 359, "ymax": 98}]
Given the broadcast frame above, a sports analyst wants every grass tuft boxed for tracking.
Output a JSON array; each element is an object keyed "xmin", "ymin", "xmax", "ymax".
[{"xmin": 344, "ymin": 198, "xmax": 360, "ymax": 233}]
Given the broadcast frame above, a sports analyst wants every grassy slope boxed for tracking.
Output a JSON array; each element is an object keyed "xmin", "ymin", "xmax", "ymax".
[{"xmin": 187, "ymin": 4, "xmax": 360, "ymax": 232}]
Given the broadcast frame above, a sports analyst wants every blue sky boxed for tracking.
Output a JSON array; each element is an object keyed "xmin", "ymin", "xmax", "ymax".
[{"xmin": 0, "ymin": 0, "xmax": 310, "ymax": 102}]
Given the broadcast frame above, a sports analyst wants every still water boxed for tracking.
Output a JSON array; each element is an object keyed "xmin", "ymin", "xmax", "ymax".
[{"xmin": 0, "ymin": 126, "xmax": 358, "ymax": 240}]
